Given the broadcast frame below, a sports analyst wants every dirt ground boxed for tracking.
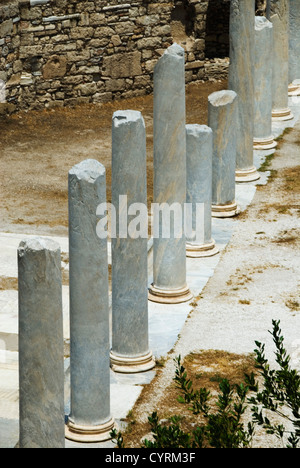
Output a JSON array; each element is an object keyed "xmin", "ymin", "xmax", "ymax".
[{"xmin": 0, "ymin": 80, "xmax": 226, "ymax": 236}]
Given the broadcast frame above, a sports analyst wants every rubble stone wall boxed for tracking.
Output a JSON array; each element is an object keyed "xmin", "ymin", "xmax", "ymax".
[{"xmin": 0, "ymin": 0, "xmax": 231, "ymax": 112}]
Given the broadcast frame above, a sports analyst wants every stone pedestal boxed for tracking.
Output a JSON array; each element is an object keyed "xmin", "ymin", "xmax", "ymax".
[
  {"xmin": 254, "ymin": 16, "xmax": 277, "ymax": 151},
  {"xmin": 267, "ymin": 0, "xmax": 293, "ymax": 120},
  {"xmin": 208, "ymin": 90, "xmax": 240, "ymax": 218},
  {"xmin": 288, "ymin": 0, "xmax": 300, "ymax": 96},
  {"xmin": 66, "ymin": 159, "xmax": 115, "ymax": 443},
  {"xmin": 186, "ymin": 124, "xmax": 219, "ymax": 258},
  {"xmin": 18, "ymin": 238, "xmax": 65, "ymax": 448},
  {"xmin": 228, "ymin": 0, "xmax": 260, "ymax": 182},
  {"xmin": 149, "ymin": 43, "xmax": 193, "ymax": 304},
  {"xmin": 110, "ymin": 110, "xmax": 155, "ymax": 373}
]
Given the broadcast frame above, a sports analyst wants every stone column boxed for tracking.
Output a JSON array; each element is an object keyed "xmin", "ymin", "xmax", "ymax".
[
  {"xmin": 110, "ymin": 110, "xmax": 155, "ymax": 373},
  {"xmin": 148, "ymin": 43, "xmax": 193, "ymax": 304},
  {"xmin": 288, "ymin": 0, "xmax": 300, "ymax": 95},
  {"xmin": 253, "ymin": 16, "xmax": 277, "ymax": 150},
  {"xmin": 228, "ymin": 0, "xmax": 260, "ymax": 182},
  {"xmin": 208, "ymin": 90, "xmax": 240, "ymax": 218},
  {"xmin": 267, "ymin": 0, "xmax": 293, "ymax": 120},
  {"xmin": 185, "ymin": 124, "xmax": 219, "ymax": 257},
  {"xmin": 66, "ymin": 159, "xmax": 115, "ymax": 443},
  {"xmin": 18, "ymin": 237, "xmax": 65, "ymax": 449}
]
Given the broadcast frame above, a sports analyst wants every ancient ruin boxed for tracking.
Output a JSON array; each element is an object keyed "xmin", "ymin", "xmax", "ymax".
[
  {"xmin": 0, "ymin": 0, "xmax": 232, "ymax": 113},
  {"xmin": 1, "ymin": 0, "xmax": 299, "ymax": 452}
]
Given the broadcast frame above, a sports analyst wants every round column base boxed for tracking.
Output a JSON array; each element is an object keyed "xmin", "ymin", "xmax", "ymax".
[
  {"xmin": 253, "ymin": 136, "xmax": 277, "ymax": 150},
  {"xmin": 65, "ymin": 417, "xmax": 116, "ymax": 443},
  {"xmin": 235, "ymin": 166, "xmax": 260, "ymax": 182},
  {"xmin": 148, "ymin": 284, "xmax": 193, "ymax": 304},
  {"xmin": 110, "ymin": 350, "xmax": 156, "ymax": 374},
  {"xmin": 212, "ymin": 202, "xmax": 240, "ymax": 218},
  {"xmin": 288, "ymin": 81, "xmax": 300, "ymax": 96},
  {"xmin": 186, "ymin": 239, "xmax": 219, "ymax": 258},
  {"xmin": 272, "ymin": 108, "xmax": 294, "ymax": 121}
]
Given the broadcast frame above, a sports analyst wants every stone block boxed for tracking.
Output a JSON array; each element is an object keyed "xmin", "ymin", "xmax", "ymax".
[
  {"xmin": 93, "ymin": 26, "xmax": 115, "ymax": 38},
  {"xmin": 137, "ymin": 37, "xmax": 161, "ymax": 50},
  {"xmin": 77, "ymin": 82, "xmax": 97, "ymax": 96},
  {"xmin": 0, "ymin": 19, "xmax": 13, "ymax": 37},
  {"xmin": 105, "ymin": 78, "xmax": 126, "ymax": 92},
  {"xmin": 102, "ymin": 51, "xmax": 142, "ymax": 79},
  {"xmin": 42, "ymin": 55, "xmax": 67, "ymax": 79},
  {"xmin": 70, "ymin": 27, "xmax": 94, "ymax": 40}
]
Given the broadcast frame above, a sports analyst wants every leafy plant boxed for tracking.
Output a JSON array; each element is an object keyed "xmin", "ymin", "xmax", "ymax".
[
  {"xmin": 245, "ymin": 320, "xmax": 300, "ymax": 448},
  {"xmin": 140, "ymin": 357, "xmax": 254, "ymax": 449},
  {"xmin": 143, "ymin": 412, "xmax": 201, "ymax": 448},
  {"xmin": 172, "ymin": 356, "xmax": 254, "ymax": 448},
  {"xmin": 110, "ymin": 428, "xmax": 125, "ymax": 449}
]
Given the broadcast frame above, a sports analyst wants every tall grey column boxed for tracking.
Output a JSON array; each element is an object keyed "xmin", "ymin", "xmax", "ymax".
[
  {"xmin": 254, "ymin": 16, "xmax": 277, "ymax": 150},
  {"xmin": 186, "ymin": 124, "xmax": 219, "ymax": 258},
  {"xmin": 228, "ymin": 0, "xmax": 260, "ymax": 182},
  {"xmin": 267, "ymin": 0, "xmax": 293, "ymax": 120},
  {"xmin": 149, "ymin": 43, "xmax": 193, "ymax": 304},
  {"xmin": 66, "ymin": 159, "xmax": 115, "ymax": 443},
  {"xmin": 208, "ymin": 90, "xmax": 240, "ymax": 218},
  {"xmin": 288, "ymin": 0, "xmax": 300, "ymax": 95},
  {"xmin": 110, "ymin": 110, "xmax": 155, "ymax": 373},
  {"xmin": 18, "ymin": 238, "xmax": 65, "ymax": 449}
]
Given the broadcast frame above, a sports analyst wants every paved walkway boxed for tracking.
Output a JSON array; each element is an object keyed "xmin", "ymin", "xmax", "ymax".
[{"xmin": 0, "ymin": 96, "xmax": 300, "ymax": 448}]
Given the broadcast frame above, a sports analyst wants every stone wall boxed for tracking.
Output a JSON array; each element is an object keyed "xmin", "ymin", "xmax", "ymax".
[{"xmin": 0, "ymin": 0, "xmax": 231, "ymax": 112}]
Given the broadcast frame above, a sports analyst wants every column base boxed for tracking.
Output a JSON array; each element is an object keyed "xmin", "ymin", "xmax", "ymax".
[
  {"xmin": 288, "ymin": 81, "xmax": 300, "ymax": 96},
  {"xmin": 272, "ymin": 107, "xmax": 294, "ymax": 121},
  {"xmin": 253, "ymin": 136, "xmax": 277, "ymax": 151},
  {"xmin": 212, "ymin": 201, "xmax": 240, "ymax": 218},
  {"xmin": 65, "ymin": 417, "xmax": 116, "ymax": 443},
  {"xmin": 186, "ymin": 239, "xmax": 219, "ymax": 258},
  {"xmin": 235, "ymin": 166, "xmax": 260, "ymax": 182},
  {"xmin": 110, "ymin": 350, "xmax": 156, "ymax": 374},
  {"xmin": 148, "ymin": 283, "xmax": 193, "ymax": 304}
]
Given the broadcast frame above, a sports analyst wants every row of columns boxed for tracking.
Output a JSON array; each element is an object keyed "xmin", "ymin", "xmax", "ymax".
[
  {"xmin": 17, "ymin": 0, "xmax": 296, "ymax": 448},
  {"xmin": 229, "ymin": 0, "xmax": 298, "ymax": 173}
]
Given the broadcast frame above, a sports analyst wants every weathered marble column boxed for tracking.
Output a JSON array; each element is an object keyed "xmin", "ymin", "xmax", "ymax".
[
  {"xmin": 66, "ymin": 159, "xmax": 115, "ymax": 443},
  {"xmin": 208, "ymin": 90, "xmax": 240, "ymax": 218},
  {"xmin": 288, "ymin": 0, "xmax": 300, "ymax": 96},
  {"xmin": 254, "ymin": 16, "xmax": 277, "ymax": 150},
  {"xmin": 18, "ymin": 237, "xmax": 65, "ymax": 448},
  {"xmin": 149, "ymin": 43, "xmax": 193, "ymax": 304},
  {"xmin": 110, "ymin": 110, "xmax": 155, "ymax": 373},
  {"xmin": 228, "ymin": 0, "xmax": 260, "ymax": 182},
  {"xmin": 267, "ymin": 0, "xmax": 293, "ymax": 120},
  {"xmin": 185, "ymin": 124, "xmax": 219, "ymax": 257}
]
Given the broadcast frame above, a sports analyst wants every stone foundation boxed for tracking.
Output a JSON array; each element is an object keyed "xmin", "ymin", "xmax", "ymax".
[{"xmin": 0, "ymin": 0, "xmax": 231, "ymax": 112}]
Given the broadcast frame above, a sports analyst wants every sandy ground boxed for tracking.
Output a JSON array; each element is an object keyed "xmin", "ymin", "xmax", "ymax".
[{"xmin": 0, "ymin": 80, "xmax": 226, "ymax": 236}]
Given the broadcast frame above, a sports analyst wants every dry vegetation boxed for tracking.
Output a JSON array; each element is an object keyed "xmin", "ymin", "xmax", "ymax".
[{"xmin": 0, "ymin": 276, "xmax": 18, "ymax": 291}]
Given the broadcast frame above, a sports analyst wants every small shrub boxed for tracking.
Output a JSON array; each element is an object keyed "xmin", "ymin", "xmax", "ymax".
[
  {"xmin": 110, "ymin": 320, "xmax": 300, "ymax": 449},
  {"xmin": 245, "ymin": 320, "xmax": 300, "ymax": 448}
]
